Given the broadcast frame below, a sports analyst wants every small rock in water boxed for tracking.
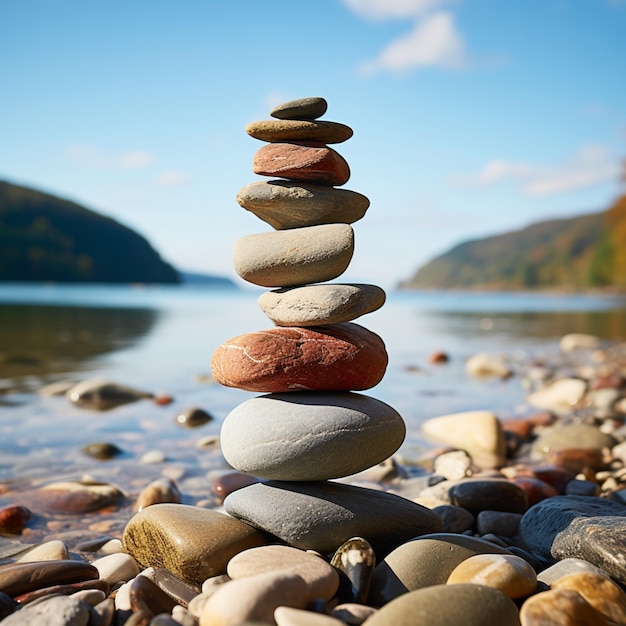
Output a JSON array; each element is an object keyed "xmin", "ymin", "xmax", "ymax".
[
  {"xmin": 466, "ymin": 353, "xmax": 511, "ymax": 378},
  {"xmin": 135, "ymin": 478, "xmax": 182, "ymax": 511},
  {"xmin": 66, "ymin": 378, "xmax": 154, "ymax": 410},
  {"xmin": 559, "ymin": 333, "xmax": 600, "ymax": 352},
  {"xmin": 0, "ymin": 505, "xmax": 31, "ymax": 534},
  {"xmin": 80, "ymin": 441, "xmax": 123, "ymax": 460},
  {"xmin": 174, "ymin": 407, "xmax": 213, "ymax": 428},
  {"xmin": 34, "ymin": 480, "xmax": 125, "ymax": 514}
]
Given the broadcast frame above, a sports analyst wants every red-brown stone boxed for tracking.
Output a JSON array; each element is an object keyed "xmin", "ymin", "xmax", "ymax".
[
  {"xmin": 0, "ymin": 505, "xmax": 31, "ymax": 534},
  {"xmin": 511, "ymin": 477, "xmax": 559, "ymax": 506},
  {"xmin": 211, "ymin": 323, "xmax": 388, "ymax": 392},
  {"xmin": 252, "ymin": 142, "xmax": 350, "ymax": 186}
]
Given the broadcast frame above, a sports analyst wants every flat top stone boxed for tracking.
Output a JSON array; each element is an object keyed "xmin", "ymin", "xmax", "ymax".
[
  {"xmin": 258, "ymin": 283, "xmax": 385, "ymax": 327},
  {"xmin": 270, "ymin": 97, "xmax": 328, "ymax": 120},
  {"xmin": 224, "ymin": 480, "xmax": 442, "ymax": 557},
  {"xmin": 246, "ymin": 119, "xmax": 352, "ymax": 144}
]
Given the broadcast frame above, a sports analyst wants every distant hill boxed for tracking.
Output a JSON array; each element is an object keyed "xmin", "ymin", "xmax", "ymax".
[
  {"xmin": 0, "ymin": 180, "xmax": 179, "ymax": 284},
  {"xmin": 180, "ymin": 271, "xmax": 239, "ymax": 289},
  {"xmin": 400, "ymin": 194, "xmax": 626, "ymax": 292}
]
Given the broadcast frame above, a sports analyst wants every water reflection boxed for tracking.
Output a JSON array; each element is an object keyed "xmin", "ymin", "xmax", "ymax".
[{"xmin": 0, "ymin": 304, "xmax": 160, "ymax": 380}]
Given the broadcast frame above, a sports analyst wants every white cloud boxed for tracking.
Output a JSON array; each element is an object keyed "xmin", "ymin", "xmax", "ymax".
[
  {"xmin": 360, "ymin": 11, "xmax": 467, "ymax": 74},
  {"xmin": 116, "ymin": 151, "xmax": 154, "ymax": 169},
  {"xmin": 157, "ymin": 170, "xmax": 191, "ymax": 186},
  {"xmin": 455, "ymin": 144, "xmax": 621, "ymax": 197},
  {"xmin": 342, "ymin": 0, "xmax": 454, "ymax": 20}
]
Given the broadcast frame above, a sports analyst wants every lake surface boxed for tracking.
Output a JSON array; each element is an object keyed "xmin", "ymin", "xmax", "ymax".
[{"xmin": 1, "ymin": 283, "xmax": 625, "ymax": 487}]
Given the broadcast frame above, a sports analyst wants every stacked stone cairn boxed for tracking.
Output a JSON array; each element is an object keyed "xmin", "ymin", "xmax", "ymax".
[{"xmin": 210, "ymin": 97, "xmax": 442, "ymax": 559}]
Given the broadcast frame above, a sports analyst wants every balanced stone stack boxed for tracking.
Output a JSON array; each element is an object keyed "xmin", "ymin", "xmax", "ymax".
[{"xmin": 211, "ymin": 97, "xmax": 441, "ymax": 557}]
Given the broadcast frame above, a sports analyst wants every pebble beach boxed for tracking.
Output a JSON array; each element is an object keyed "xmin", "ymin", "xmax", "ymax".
[{"xmin": 2, "ymin": 96, "xmax": 626, "ymax": 625}]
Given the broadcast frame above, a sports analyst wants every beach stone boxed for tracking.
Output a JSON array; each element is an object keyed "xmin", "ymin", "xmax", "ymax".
[
  {"xmin": 476, "ymin": 510, "xmax": 522, "ymax": 537},
  {"xmin": 330, "ymin": 537, "xmax": 376, "ymax": 603},
  {"xmin": 332, "ymin": 603, "xmax": 377, "ymax": 624},
  {"xmin": 135, "ymin": 478, "xmax": 181, "ymax": 511},
  {"xmin": 130, "ymin": 574, "xmax": 177, "ymax": 617},
  {"xmin": 122, "ymin": 503, "xmax": 266, "ymax": 587},
  {"xmin": 223, "ymin": 480, "xmax": 442, "ymax": 556},
  {"xmin": 466, "ymin": 353, "xmax": 511, "ymax": 378},
  {"xmin": 432, "ymin": 449, "xmax": 472, "ymax": 480},
  {"xmin": 421, "ymin": 410, "xmax": 506, "ymax": 469},
  {"xmin": 271, "ymin": 97, "xmax": 328, "ymax": 120},
  {"xmin": 253, "ymin": 143, "xmax": 350, "ymax": 186},
  {"xmin": 0, "ymin": 559, "xmax": 98, "ymax": 597},
  {"xmin": 3, "ymin": 539, "xmax": 69, "ymax": 564},
  {"xmin": 232, "ymin": 223, "xmax": 353, "ymax": 288},
  {"xmin": 511, "ymin": 476, "xmax": 560, "ymax": 506},
  {"xmin": 0, "ymin": 594, "xmax": 92, "ymax": 625},
  {"xmin": 564, "ymin": 479, "xmax": 599, "ymax": 496},
  {"xmin": 0, "ymin": 505, "xmax": 31, "ymax": 534},
  {"xmin": 66, "ymin": 378, "xmax": 153, "ymax": 410},
  {"xmin": 519, "ymin": 588, "xmax": 609, "ymax": 626},
  {"xmin": 80, "ymin": 441, "xmax": 123, "ymax": 460},
  {"xmin": 219, "ymin": 392, "xmax": 404, "ymax": 481},
  {"xmin": 143, "ymin": 567, "xmax": 199, "ymax": 608},
  {"xmin": 174, "ymin": 407, "xmax": 213, "ymax": 428},
  {"xmin": 258, "ymin": 283, "xmax": 385, "ymax": 327},
  {"xmin": 368, "ymin": 533, "xmax": 509, "ymax": 606},
  {"xmin": 431, "ymin": 504, "xmax": 475, "ymax": 533},
  {"xmin": 560, "ymin": 333, "xmax": 600, "ymax": 352},
  {"xmin": 551, "ymin": 571, "xmax": 626, "ymax": 623},
  {"xmin": 91, "ymin": 552, "xmax": 140, "ymax": 586},
  {"xmin": 449, "ymin": 479, "xmax": 528, "ymax": 514},
  {"xmin": 537, "ymin": 558, "xmax": 613, "ymax": 586},
  {"xmin": 531, "ymin": 423, "xmax": 616, "ymax": 471},
  {"xmin": 0, "ymin": 593, "xmax": 14, "ymax": 620},
  {"xmin": 12, "ymin": 578, "xmax": 109, "ymax": 606},
  {"xmin": 275, "ymin": 606, "xmax": 345, "ymax": 625},
  {"xmin": 365, "ymin": 584, "xmax": 521, "ymax": 625},
  {"xmin": 532, "ymin": 465, "xmax": 576, "ymax": 494},
  {"xmin": 211, "ymin": 471, "xmax": 261, "ymax": 501},
  {"xmin": 34, "ymin": 480, "xmax": 124, "ymax": 514},
  {"xmin": 227, "ymin": 545, "xmax": 339, "ymax": 602},
  {"xmin": 519, "ymin": 495, "xmax": 626, "ymax": 582},
  {"xmin": 527, "ymin": 378, "xmax": 587, "ymax": 412},
  {"xmin": 446, "ymin": 553, "xmax": 537, "ymax": 598},
  {"xmin": 246, "ymin": 119, "xmax": 353, "ymax": 144},
  {"xmin": 237, "ymin": 181, "xmax": 369, "ymax": 230},
  {"xmin": 199, "ymin": 570, "xmax": 308, "ymax": 626},
  {"xmin": 211, "ymin": 323, "xmax": 388, "ymax": 393}
]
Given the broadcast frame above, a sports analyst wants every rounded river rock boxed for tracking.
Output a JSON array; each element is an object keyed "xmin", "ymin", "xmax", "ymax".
[{"xmin": 219, "ymin": 391, "xmax": 405, "ymax": 480}]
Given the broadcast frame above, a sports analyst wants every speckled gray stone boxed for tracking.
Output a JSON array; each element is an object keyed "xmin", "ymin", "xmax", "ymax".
[
  {"xmin": 223, "ymin": 481, "xmax": 442, "ymax": 556},
  {"xmin": 364, "ymin": 584, "xmax": 521, "ymax": 625},
  {"xmin": 233, "ymin": 224, "xmax": 353, "ymax": 288},
  {"xmin": 270, "ymin": 97, "xmax": 328, "ymax": 120},
  {"xmin": 368, "ymin": 533, "xmax": 510, "ymax": 606},
  {"xmin": 0, "ymin": 595, "xmax": 92, "ymax": 625},
  {"xmin": 237, "ymin": 181, "xmax": 369, "ymax": 230},
  {"xmin": 258, "ymin": 283, "xmax": 385, "ymax": 327},
  {"xmin": 220, "ymin": 392, "xmax": 405, "ymax": 481}
]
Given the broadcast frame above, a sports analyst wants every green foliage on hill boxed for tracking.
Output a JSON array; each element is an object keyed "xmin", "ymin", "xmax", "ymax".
[
  {"xmin": 0, "ymin": 180, "xmax": 180, "ymax": 284},
  {"xmin": 400, "ymin": 194, "xmax": 626, "ymax": 292}
]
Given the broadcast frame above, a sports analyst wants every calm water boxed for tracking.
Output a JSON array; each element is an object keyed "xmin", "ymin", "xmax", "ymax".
[{"xmin": 1, "ymin": 284, "xmax": 625, "ymax": 486}]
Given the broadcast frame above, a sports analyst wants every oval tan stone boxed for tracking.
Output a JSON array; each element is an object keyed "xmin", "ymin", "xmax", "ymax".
[
  {"xmin": 246, "ymin": 119, "xmax": 353, "ymax": 144},
  {"xmin": 233, "ymin": 224, "xmax": 353, "ymax": 288},
  {"xmin": 258, "ymin": 283, "xmax": 385, "ymax": 327},
  {"xmin": 365, "ymin": 584, "xmax": 521, "ymax": 626},
  {"xmin": 122, "ymin": 503, "xmax": 266, "ymax": 587},
  {"xmin": 227, "ymin": 545, "xmax": 339, "ymax": 602},
  {"xmin": 236, "ymin": 180, "xmax": 369, "ymax": 230},
  {"xmin": 421, "ymin": 410, "xmax": 506, "ymax": 469},
  {"xmin": 199, "ymin": 570, "xmax": 308, "ymax": 626},
  {"xmin": 446, "ymin": 554, "xmax": 537, "ymax": 598},
  {"xmin": 551, "ymin": 571, "xmax": 626, "ymax": 624},
  {"xmin": 275, "ymin": 606, "xmax": 345, "ymax": 625},
  {"xmin": 520, "ymin": 589, "xmax": 609, "ymax": 626}
]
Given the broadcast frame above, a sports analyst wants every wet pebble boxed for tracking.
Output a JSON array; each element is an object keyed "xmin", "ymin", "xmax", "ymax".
[
  {"xmin": 520, "ymin": 588, "xmax": 609, "ymax": 625},
  {"xmin": 0, "ymin": 505, "xmax": 31, "ymax": 534},
  {"xmin": 80, "ymin": 441, "xmax": 123, "ymax": 460},
  {"xmin": 135, "ymin": 478, "xmax": 181, "ymax": 512},
  {"xmin": 174, "ymin": 407, "xmax": 213, "ymax": 428}
]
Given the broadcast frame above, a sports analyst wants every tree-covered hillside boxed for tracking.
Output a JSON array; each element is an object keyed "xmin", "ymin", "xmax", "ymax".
[
  {"xmin": 400, "ymin": 193, "xmax": 626, "ymax": 292},
  {"xmin": 0, "ymin": 181, "xmax": 180, "ymax": 284}
]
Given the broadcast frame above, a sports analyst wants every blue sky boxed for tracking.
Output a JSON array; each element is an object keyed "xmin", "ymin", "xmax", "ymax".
[{"xmin": 2, "ymin": 0, "xmax": 625, "ymax": 289}]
